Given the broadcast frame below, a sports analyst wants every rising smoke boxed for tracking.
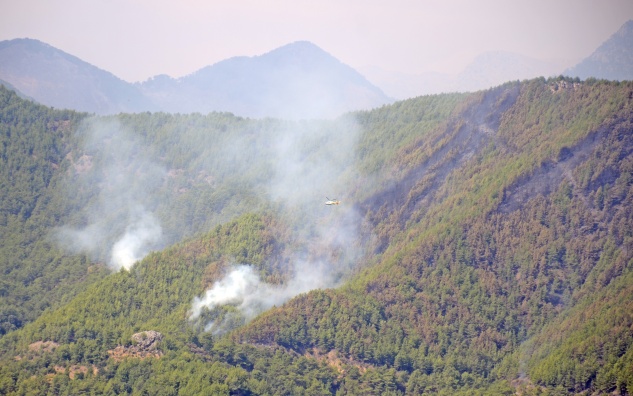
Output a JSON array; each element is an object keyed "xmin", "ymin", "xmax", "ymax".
[
  {"xmin": 55, "ymin": 117, "xmax": 165, "ymax": 270},
  {"xmin": 109, "ymin": 207, "xmax": 162, "ymax": 270},
  {"xmin": 190, "ymin": 260, "xmax": 337, "ymax": 334},
  {"xmin": 54, "ymin": 111, "xmax": 367, "ymax": 331},
  {"xmin": 189, "ymin": 116, "xmax": 366, "ymax": 333}
]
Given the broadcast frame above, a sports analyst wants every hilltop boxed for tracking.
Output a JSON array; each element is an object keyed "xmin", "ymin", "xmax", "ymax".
[
  {"xmin": 138, "ymin": 41, "xmax": 392, "ymax": 119},
  {"xmin": 2, "ymin": 19, "xmax": 632, "ymax": 112},
  {"xmin": 363, "ymin": 20, "xmax": 633, "ymax": 99},
  {"xmin": 0, "ymin": 39, "xmax": 391, "ymax": 118},
  {"xmin": 565, "ymin": 19, "xmax": 633, "ymax": 81},
  {"xmin": 0, "ymin": 38, "xmax": 155, "ymax": 114}
]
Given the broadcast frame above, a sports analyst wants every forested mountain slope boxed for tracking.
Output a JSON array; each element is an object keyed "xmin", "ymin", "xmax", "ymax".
[
  {"xmin": 0, "ymin": 83, "xmax": 402, "ymax": 335},
  {"xmin": 234, "ymin": 78, "xmax": 633, "ymax": 394},
  {"xmin": 0, "ymin": 89, "xmax": 109, "ymax": 336},
  {"xmin": 1, "ymin": 78, "xmax": 632, "ymax": 395}
]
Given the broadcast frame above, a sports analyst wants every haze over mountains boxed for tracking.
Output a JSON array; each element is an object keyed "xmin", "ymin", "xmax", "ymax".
[
  {"xmin": 138, "ymin": 41, "xmax": 391, "ymax": 119},
  {"xmin": 362, "ymin": 19, "xmax": 633, "ymax": 98},
  {"xmin": 564, "ymin": 19, "xmax": 633, "ymax": 81},
  {"xmin": 0, "ymin": 39, "xmax": 391, "ymax": 118},
  {"xmin": 0, "ymin": 38, "xmax": 157, "ymax": 114},
  {"xmin": 0, "ymin": 20, "xmax": 632, "ymax": 117}
]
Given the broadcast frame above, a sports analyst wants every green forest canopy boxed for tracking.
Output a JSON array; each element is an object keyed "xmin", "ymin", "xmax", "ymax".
[{"xmin": 0, "ymin": 78, "xmax": 632, "ymax": 394}]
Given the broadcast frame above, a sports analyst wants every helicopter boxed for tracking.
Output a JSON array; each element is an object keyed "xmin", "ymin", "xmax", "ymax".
[{"xmin": 325, "ymin": 197, "xmax": 341, "ymax": 205}]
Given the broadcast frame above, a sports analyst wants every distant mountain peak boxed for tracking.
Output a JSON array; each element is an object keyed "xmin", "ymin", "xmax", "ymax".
[
  {"xmin": 264, "ymin": 40, "xmax": 331, "ymax": 57},
  {"xmin": 0, "ymin": 38, "xmax": 390, "ymax": 118},
  {"xmin": 616, "ymin": 19, "xmax": 633, "ymax": 36},
  {"xmin": 139, "ymin": 40, "xmax": 391, "ymax": 119},
  {"xmin": 0, "ymin": 38, "xmax": 79, "ymax": 67},
  {"xmin": 0, "ymin": 38, "xmax": 156, "ymax": 113},
  {"xmin": 272, "ymin": 40, "xmax": 323, "ymax": 51},
  {"xmin": 564, "ymin": 19, "xmax": 633, "ymax": 81},
  {"xmin": 254, "ymin": 40, "xmax": 345, "ymax": 72},
  {"xmin": 0, "ymin": 37, "xmax": 48, "ymax": 49}
]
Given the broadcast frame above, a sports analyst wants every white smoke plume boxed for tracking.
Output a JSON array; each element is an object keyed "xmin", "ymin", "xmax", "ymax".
[
  {"xmin": 190, "ymin": 261, "xmax": 338, "ymax": 334},
  {"xmin": 109, "ymin": 208, "xmax": 162, "ymax": 270},
  {"xmin": 55, "ymin": 117, "xmax": 165, "ymax": 270},
  {"xmin": 190, "ymin": 115, "xmax": 366, "ymax": 333},
  {"xmin": 54, "ymin": 111, "xmax": 367, "ymax": 326},
  {"xmin": 266, "ymin": 118, "xmax": 359, "ymax": 206}
]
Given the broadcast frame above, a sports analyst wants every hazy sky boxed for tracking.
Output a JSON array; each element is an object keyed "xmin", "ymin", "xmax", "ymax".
[{"xmin": 2, "ymin": 0, "xmax": 632, "ymax": 82}]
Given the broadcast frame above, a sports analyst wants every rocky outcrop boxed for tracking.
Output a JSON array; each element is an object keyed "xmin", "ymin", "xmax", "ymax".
[
  {"xmin": 108, "ymin": 331, "xmax": 164, "ymax": 361},
  {"xmin": 130, "ymin": 330, "xmax": 163, "ymax": 350}
]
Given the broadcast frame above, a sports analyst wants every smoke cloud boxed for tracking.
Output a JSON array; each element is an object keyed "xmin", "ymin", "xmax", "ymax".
[
  {"xmin": 54, "ymin": 110, "xmax": 368, "ymax": 329},
  {"xmin": 189, "ymin": 210, "xmax": 364, "ymax": 334},
  {"xmin": 109, "ymin": 207, "xmax": 162, "ymax": 270},
  {"xmin": 190, "ymin": 261, "xmax": 336, "ymax": 325},
  {"xmin": 266, "ymin": 118, "xmax": 359, "ymax": 206},
  {"xmin": 190, "ymin": 115, "xmax": 366, "ymax": 333},
  {"xmin": 55, "ymin": 117, "xmax": 166, "ymax": 270}
]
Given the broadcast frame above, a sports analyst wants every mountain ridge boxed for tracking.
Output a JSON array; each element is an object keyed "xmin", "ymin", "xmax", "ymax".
[
  {"xmin": 565, "ymin": 19, "xmax": 633, "ymax": 81},
  {"xmin": 0, "ymin": 39, "xmax": 392, "ymax": 119},
  {"xmin": 2, "ymin": 18, "xmax": 631, "ymax": 115},
  {"xmin": 0, "ymin": 38, "xmax": 156, "ymax": 114},
  {"xmin": 137, "ymin": 40, "xmax": 392, "ymax": 119},
  {"xmin": 363, "ymin": 20, "xmax": 633, "ymax": 99}
]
